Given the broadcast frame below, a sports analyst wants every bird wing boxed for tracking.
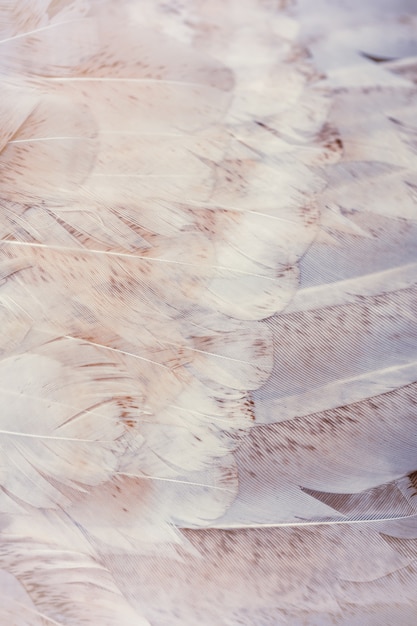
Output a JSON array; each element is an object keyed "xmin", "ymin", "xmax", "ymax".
[{"xmin": 1, "ymin": 0, "xmax": 416, "ymax": 624}]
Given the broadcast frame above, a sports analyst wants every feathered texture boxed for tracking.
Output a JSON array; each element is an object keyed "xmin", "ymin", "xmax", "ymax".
[{"xmin": 0, "ymin": 0, "xmax": 416, "ymax": 624}]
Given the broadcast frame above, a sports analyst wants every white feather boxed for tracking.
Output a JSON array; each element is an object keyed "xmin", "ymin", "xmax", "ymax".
[{"xmin": 0, "ymin": 0, "xmax": 417, "ymax": 624}]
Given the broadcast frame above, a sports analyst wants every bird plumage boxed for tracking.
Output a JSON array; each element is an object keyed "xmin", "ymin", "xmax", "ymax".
[{"xmin": 0, "ymin": 0, "xmax": 417, "ymax": 624}]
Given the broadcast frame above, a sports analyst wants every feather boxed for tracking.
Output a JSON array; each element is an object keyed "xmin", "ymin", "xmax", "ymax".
[
  {"xmin": 0, "ymin": 569, "xmax": 44, "ymax": 626},
  {"xmin": 1, "ymin": 0, "xmax": 417, "ymax": 624},
  {"xmin": 106, "ymin": 525, "xmax": 417, "ymax": 626},
  {"xmin": 1, "ymin": 512, "xmax": 151, "ymax": 625}
]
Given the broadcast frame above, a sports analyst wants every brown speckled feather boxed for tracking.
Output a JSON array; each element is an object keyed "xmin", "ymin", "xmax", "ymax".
[{"xmin": 0, "ymin": 0, "xmax": 417, "ymax": 624}]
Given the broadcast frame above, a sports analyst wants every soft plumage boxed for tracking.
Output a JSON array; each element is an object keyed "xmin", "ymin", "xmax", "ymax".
[{"xmin": 0, "ymin": 0, "xmax": 416, "ymax": 624}]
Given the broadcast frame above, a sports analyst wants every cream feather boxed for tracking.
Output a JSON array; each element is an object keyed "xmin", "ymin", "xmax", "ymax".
[{"xmin": 0, "ymin": 0, "xmax": 416, "ymax": 624}]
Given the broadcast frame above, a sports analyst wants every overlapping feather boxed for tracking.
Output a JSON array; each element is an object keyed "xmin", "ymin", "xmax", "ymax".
[{"xmin": 0, "ymin": 0, "xmax": 416, "ymax": 624}]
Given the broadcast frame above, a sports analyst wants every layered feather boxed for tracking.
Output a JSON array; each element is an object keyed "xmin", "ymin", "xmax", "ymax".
[{"xmin": 1, "ymin": 0, "xmax": 417, "ymax": 624}]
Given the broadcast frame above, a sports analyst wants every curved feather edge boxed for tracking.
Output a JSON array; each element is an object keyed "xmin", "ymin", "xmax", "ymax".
[{"xmin": 0, "ymin": 0, "xmax": 417, "ymax": 624}]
